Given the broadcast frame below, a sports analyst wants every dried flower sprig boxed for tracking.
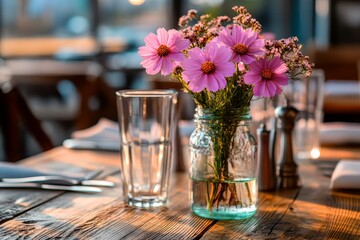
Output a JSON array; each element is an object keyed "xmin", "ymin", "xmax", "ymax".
[
  {"xmin": 179, "ymin": 10, "xmax": 231, "ymax": 48},
  {"xmin": 265, "ymin": 37, "xmax": 314, "ymax": 79},
  {"xmin": 232, "ymin": 6, "xmax": 262, "ymax": 32}
]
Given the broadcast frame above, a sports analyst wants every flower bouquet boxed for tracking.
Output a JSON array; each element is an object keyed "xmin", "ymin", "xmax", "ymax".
[{"xmin": 138, "ymin": 6, "xmax": 312, "ymax": 220}]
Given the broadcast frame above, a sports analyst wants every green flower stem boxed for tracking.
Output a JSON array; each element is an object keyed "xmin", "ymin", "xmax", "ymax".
[{"xmin": 206, "ymin": 116, "xmax": 240, "ymax": 211}]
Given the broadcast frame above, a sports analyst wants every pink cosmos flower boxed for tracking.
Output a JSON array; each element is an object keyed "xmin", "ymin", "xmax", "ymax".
[
  {"xmin": 216, "ymin": 25, "xmax": 265, "ymax": 64},
  {"xmin": 138, "ymin": 28, "xmax": 190, "ymax": 76},
  {"xmin": 244, "ymin": 57, "xmax": 288, "ymax": 97},
  {"xmin": 182, "ymin": 42, "xmax": 235, "ymax": 92}
]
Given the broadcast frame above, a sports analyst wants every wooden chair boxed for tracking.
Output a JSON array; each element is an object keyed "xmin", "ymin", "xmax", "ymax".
[
  {"xmin": 0, "ymin": 74, "xmax": 54, "ymax": 162},
  {"xmin": 357, "ymin": 59, "xmax": 360, "ymax": 81},
  {"xmin": 3, "ymin": 59, "xmax": 116, "ymax": 130},
  {"xmin": 0, "ymin": 59, "xmax": 117, "ymax": 161},
  {"xmin": 308, "ymin": 45, "xmax": 360, "ymax": 81}
]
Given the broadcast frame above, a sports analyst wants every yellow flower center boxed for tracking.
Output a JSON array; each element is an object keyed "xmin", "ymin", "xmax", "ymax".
[
  {"xmin": 233, "ymin": 43, "xmax": 248, "ymax": 55},
  {"xmin": 157, "ymin": 45, "xmax": 170, "ymax": 57},
  {"xmin": 201, "ymin": 61, "xmax": 216, "ymax": 74},
  {"xmin": 261, "ymin": 69, "xmax": 273, "ymax": 79}
]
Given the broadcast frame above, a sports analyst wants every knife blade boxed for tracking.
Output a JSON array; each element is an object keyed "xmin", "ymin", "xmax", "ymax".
[
  {"xmin": 1, "ymin": 176, "xmax": 115, "ymax": 187},
  {"xmin": 0, "ymin": 182, "xmax": 102, "ymax": 193}
]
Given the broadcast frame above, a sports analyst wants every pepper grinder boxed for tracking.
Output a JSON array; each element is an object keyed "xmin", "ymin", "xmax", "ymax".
[
  {"xmin": 257, "ymin": 123, "xmax": 277, "ymax": 191},
  {"xmin": 275, "ymin": 104, "xmax": 300, "ymax": 189}
]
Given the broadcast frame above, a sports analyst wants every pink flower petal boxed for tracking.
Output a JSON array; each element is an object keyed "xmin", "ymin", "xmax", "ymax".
[
  {"xmin": 159, "ymin": 57, "xmax": 172, "ymax": 75},
  {"xmin": 241, "ymin": 54, "xmax": 256, "ymax": 64},
  {"xmin": 272, "ymin": 63, "xmax": 288, "ymax": 74},
  {"xmin": 247, "ymin": 59, "xmax": 263, "ymax": 72},
  {"xmin": 172, "ymin": 39, "xmax": 190, "ymax": 52},
  {"xmin": 216, "ymin": 62, "xmax": 235, "ymax": 77},
  {"xmin": 138, "ymin": 46, "xmax": 157, "ymax": 57},
  {"xmin": 152, "ymin": 57, "xmax": 164, "ymax": 73},
  {"xmin": 265, "ymin": 80, "xmax": 277, "ymax": 96},
  {"xmin": 183, "ymin": 70, "xmax": 203, "ymax": 83},
  {"xmin": 169, "ymin": 52, "xmax": 185, "ymax": 62},
  {"xmin": 213, "ymin": 71, "xmax": 227, "ymax": 89},
  {"xmin": 144, "ymin": 33, "xmax": 160, "ymax": 49},
  {"xmin": 219, "ymin": 29, "xmax": 234, "ymax": 47},
  {"xmin": 190, "ymin": 49, "xmax": 207, "ymax": 64},
  {"xmin": 233, "ymin": 26, "xmax": 245, "ymax": 44},
  {"xmin": 206, "ymin": 74, "xmax": 220, "ymax": 92},
  {"xmin": 188, "ymin": 74, "xmax": 206, "ymax": 92},
  {"xmin": 182, "ymin": 63, "xmax": 200, "ymax": 72},
  {"xmin": 253, "ymin": 82, "xmax": 265, "ymax": 97},
  {"xmin": 212, "ymin": 46, "xmax": 232, "ymax": 64},
  {"xmin": 141, "ymin": 56, "xmax": 159, "ymax": 68},
  {"xmin": 244, "ymin": 73, "xmax": 262, "ymax": 84},
  {"xmin": 243, "ymin": 29, "xmax": 257, "ymax": 44},
  {"xmin": 274, "ymin": 73, "xmax": 289, "ymax": 85},
  {"xmin": 268, "ymin": 57, "xmax": 282, "ymax": 71},
  {"xmin": 157, "ymin": 28, "xmax": 169, "ymax": 44},
  {"xmin": 167, "ymin": 29, "xmax": 180, "ymax": 46}
]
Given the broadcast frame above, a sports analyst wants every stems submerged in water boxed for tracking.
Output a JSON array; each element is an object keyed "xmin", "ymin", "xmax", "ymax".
[{"xmin": 206, "ymin": 116, "xmax": 245, "ymax": 211}]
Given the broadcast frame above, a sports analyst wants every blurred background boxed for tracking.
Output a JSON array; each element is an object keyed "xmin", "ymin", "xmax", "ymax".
[{"xmin": 0, "ymin": 0, "xmax": 359, "ymax": 162}]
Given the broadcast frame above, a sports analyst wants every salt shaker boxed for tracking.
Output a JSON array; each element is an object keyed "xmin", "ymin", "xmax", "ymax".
[{"xmin": 257, "ymin": 124, "xmax": 277, "ymax": 191}]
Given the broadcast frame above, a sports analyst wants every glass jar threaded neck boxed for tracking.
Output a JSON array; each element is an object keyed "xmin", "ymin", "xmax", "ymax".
[{"xmin": 194, "ymin": 107, "xmax": 251, "ymax": 123}]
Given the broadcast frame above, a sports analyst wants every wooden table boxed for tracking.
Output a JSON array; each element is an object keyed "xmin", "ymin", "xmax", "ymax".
[{"xmin": 0, "ymin": 147, "xmax": 359, "ymax": 239}]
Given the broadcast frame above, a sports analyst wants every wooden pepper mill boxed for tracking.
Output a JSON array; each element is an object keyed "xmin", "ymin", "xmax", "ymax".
[{"xmin": 275, "ymin": 104, "xmax": 300, "ymax": 189}]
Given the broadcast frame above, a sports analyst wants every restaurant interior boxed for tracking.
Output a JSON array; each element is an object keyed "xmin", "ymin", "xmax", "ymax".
[{"xmin": 0, "ymin": 0, "xmax": 359, "ymax": 163}]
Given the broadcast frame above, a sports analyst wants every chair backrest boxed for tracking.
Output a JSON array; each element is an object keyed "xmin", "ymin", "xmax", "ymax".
[
  {"xmin": 3, "ymin": 59, "xmax": 108, "ymax": 130},
  {"xmin": 357, "ymin": 59, "xmax": 360, "ymax": 81},
  {"xmin": 309, "ymin": 46, "xmax": 360, "ymax": 80},
  {"xmin": 0, "ymin": 66, "xmax": 54, "ymax": 162}
]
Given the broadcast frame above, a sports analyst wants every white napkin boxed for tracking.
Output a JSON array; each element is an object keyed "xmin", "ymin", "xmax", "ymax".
[
  {"xmin": 63, "ymin": 118, "xmax": 120, "ymax": 151},
  {"xmin": 325, "ymin": 80, "xmax": 360, "ymax": 96},
  {"xmin": 320, "ymin": 122, "xmax": 360, "ymax": 145},
  {"xmin": 330, "ymin": 160, "xmax": 360, "ymax": 190},
  {"xmin": 71, "ymin": 118, "xmax": 119, "ymax": 142}
]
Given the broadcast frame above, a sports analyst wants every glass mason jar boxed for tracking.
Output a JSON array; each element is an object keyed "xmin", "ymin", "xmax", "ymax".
[{"xmin": 189, "ymin": 108, "xmax": 257, "ymax": 220}]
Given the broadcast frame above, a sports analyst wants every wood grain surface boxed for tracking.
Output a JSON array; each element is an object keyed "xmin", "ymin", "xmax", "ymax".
[{"xmin": 0, "ymin": 147, "xmax": 359, "ymax": 239}]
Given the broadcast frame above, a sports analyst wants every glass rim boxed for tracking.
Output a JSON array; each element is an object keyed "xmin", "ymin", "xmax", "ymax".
[{"xmin": 116, "ymin": 89, "xmax": 177, "ymax": 97}]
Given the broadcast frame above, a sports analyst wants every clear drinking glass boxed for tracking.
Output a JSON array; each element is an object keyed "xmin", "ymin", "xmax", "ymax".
[
  {"xmin": 116, "ymin": 90, "xmax": 177, "ymax": 208},
  {"xmin": 288, "ymin": 69, "xmax": 325, "ymax": 160}
]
